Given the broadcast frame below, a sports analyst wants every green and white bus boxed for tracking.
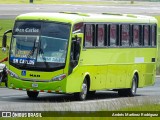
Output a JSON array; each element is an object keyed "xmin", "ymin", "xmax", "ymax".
[{"xmin": 2, "ymin": 12, "xmax": 158, "ymax": 100}]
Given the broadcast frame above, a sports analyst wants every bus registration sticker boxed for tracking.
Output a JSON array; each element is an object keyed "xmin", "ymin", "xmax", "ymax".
[{"xmin": 32, "ymin": 83, "xmax": 38, "ymax": 88}]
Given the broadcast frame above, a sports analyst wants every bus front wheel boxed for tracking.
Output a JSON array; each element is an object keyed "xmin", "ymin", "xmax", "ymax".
[
  {"xmin": 27, "ymin": 91, "xmax": 39, "ymax": 98},
  {"xmin": 118, "ymin": 75, "xmax": 137, "ymax": 97},
  {"xmin": 74, "ymin": 78, "xmax": 88, "ymax": 101}
]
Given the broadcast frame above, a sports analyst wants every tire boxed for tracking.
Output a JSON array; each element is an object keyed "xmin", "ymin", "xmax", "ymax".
[
  {"xmin": 27, "ymin": 91, "xmax": 39, "ymax": 98},
  {"xmin": 88, "ymin": 91, "xmax": 96, "ymax": 96},
  {"xmin": 0, "ymin": 77, "xmax": 2, "ymax": 85},
  {"xmin": 129, "ymin": 75, "xmax": 138, "ymax": 96},
  {"xmin": 4, "ymin": 77, "xmax": 8, "ymax": 87},
  {"xmin": 118, "ymin": 89, "xmax": 126, "ymax": 97},
  {"xmin": 74, "ymin": 78, "xmax": 88, "ymax": 101},
  {"xmin": 118, "ymin": 75, "xmax": 137, "ymax": 97},
  {"xmin": 0, "ymin": 73, "xmax": 2, "ymax": 85}
]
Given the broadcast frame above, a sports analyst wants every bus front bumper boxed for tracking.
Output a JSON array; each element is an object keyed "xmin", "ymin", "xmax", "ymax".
[{"xmin": 8, "ymin": 76, "xmax": 66, "ymax": 93}]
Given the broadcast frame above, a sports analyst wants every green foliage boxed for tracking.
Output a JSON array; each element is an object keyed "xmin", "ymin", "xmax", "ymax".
[
  {"xmin": 0, "ymin": 19, "xmax": 13, "ymax": 62},
  {"xmin": 0, "ymin": 19, "xmax": 14, "ymax": 48},
  {"xmin": 0, "ymin": 19, "xmax": 14, "ymax": 37}
]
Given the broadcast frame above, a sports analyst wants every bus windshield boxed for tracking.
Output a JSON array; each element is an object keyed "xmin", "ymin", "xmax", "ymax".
[{"xmin": 10, "ymin": 21, "xmax": 70, "ymax": 71}]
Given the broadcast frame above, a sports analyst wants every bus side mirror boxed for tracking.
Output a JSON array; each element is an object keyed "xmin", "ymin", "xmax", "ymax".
[
  {"xmin": 71, "ymin": 33, "xmax": 83, "ymax": 47},
  {"xmin": 2, "ymin": 34, "xmax": 7, "ymax": 48},
  {"xmin": 2, "ymin": 29, "xmax": 12, "ymax": 52}
]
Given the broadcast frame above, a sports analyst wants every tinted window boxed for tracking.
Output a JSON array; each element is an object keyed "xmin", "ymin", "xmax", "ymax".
[
  {"xmin": 144, "ymin": 25, "xmax": 150, "ymax": 46},
  {"xmin": 73, "ymin": 22, "xmax": 83, "ymax": 33},
  {"xmin": 133, "ymin": 25, "xmax": 140, "ymax": 46},
  {"xmin": 151, "ymin": 25, "xmax": 156, "ymax": 46},
  {"xmin": 121, "ymin": 24, "xmax": 130, "ymax": 46},
  {"xmin": 13, "ymin": 21, "xmax": 41, "ymax": 35},
  {"xmin": 41, "ymin": 22, "xmax": 70, "ymax": 39},
  {"xmin": 10, "ymin": 21, "xmax": 70, "ymax": 71},
  {"xmin": 109, "ymin": 24, "xmax": 117, "ymax": 47},
  {"xmin": 84, "ymin": 24, "xmax": 94, "ymax": 47},
  {"xmin": 97, "ymin": 24, "xmax": 105, "ymax": 47}
]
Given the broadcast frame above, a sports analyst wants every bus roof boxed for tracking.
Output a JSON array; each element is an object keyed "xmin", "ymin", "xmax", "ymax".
[{"xmin": 15, "ymin": 12, "xmax": 157, "ymax": 24}]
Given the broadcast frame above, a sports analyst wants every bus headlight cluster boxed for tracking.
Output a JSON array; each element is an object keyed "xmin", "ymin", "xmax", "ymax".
[
  {"xmin": 8, "ymin": 70, "xmax": 19, "ymax": 79},
  {"xmin": 51, "ymin": 74, "xmax": 66, "ymax": 81}
]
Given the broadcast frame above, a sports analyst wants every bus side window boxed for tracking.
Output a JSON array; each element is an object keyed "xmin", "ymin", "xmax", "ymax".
[
  {"xmin": 96, "ymin": 24, "xmax": 105, "ymax": 47},
  {"xmin": 109, "ymin": 24, "xmax": 118, "ymax": 47},
  {"xmin": 139, "ymin": 25, "xmax": 144, "ymax": 46},
  {"xmin": 133, "ymin": 25, "xmax": 140, "ymax": 47},
  {"xmin": 151, "ymin": 24, "xmax": 157, "ymax": 46},
  {"xmin": 144, "ymin": 25, "xmax": 150, "ymax": 47},
  {"xmin": 84, "ymin": 24, "xmax": 94, "ymax": 47},
  {"xmin": 121, "ymin": 24, "xmax": 130, "ymax": 47}
]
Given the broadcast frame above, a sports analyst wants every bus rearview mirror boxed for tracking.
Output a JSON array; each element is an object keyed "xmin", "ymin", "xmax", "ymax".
[
  {"xmin": 2, "ymin": 29, "xmax": 12, "ymax": 52},
  {"xmin": 72, "ymin": 33, "xmax": 83, "ymax": 40},
  {"xmin": 2, "ymin": 34, "xmax": 7, "ymax": 48},
  {"xmin": 2, "ymin": 34, "xmax": 7, "ymax": 52}
]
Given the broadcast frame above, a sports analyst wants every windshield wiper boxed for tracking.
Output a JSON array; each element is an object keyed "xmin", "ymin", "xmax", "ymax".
[
  {"xmin": 38, "ymin": 40, "xmax": 49, "ymax": 69},
  {"xmin": 21, "ymin": 39, "xmax": 37, "ymax": 67},
  {"xmin": 28, "ymin": 39, "xmax": 37, "ymax": 58}
]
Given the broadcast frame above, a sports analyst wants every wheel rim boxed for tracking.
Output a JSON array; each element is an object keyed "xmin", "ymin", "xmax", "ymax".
[
  {"xmin": 80, "ymin": 83, "xmax": 87, "ymax": 100},
  {"xmin": 132, "ymin": 77, "xmax": 136, "ymax": 94}
]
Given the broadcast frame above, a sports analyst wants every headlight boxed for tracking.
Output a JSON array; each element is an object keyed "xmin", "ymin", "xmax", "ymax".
[
  {"xmin": 8, "ymin": 70, "xmax": 19, "ymax": 79},
  {"xmin": 51, "ymin": 74, "xmax": 66, "ymax": 81}
]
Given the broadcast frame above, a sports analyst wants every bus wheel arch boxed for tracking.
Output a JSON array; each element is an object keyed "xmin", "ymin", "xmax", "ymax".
[
  {"xmin": 134, "ymin": 72, "xmax": 139, "ymax": 88},
  {"xmin": 85, "ymin": 74, "xmax": 90, "ymax": 92},
  {"xmin": 130, "ymin": 73, "xmax": 138, "ymax": 96},
  {"xmin": 85, "ymin": 74, "xmax": 96, "ymax": 95},
  {"xmin": 74, "ymin": 77, "xmax": 88, "ymax": 101},
  {"xmin": 118, "ymin": 72, "xmax": 138, "ymax": 97},
  {"xmin": 132, "ymin": 70, "xmax": 139, "ymax": 88},
  {"xmin": 82, "ymin": 73, "xmax": 91, "ymax": 92},
  {"xmin": 74, "ymin": 74, "xmax": 91, "ymax": 101}
]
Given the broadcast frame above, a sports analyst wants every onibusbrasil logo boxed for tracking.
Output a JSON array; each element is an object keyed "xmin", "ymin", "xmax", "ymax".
[{"xmin": 1, "ymin": 112, "xmax": 42, "ymax": 117}]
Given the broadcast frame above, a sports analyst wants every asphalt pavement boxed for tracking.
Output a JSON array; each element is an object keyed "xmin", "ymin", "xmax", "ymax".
[
  {"xmin": 0, "ymin": 78, "xmax": 160, "ymax": 111},
  {"xmin": 0, "ymin": 3, "xmax": 160, "ymax": 19}
]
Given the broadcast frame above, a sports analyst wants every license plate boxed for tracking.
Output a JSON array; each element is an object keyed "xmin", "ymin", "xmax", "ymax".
[{"xmin": 32, "ymin": 83, "xmax": 38, "ymax": 88}]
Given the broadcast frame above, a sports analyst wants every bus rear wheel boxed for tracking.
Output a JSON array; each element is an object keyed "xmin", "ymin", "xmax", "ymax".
[
  {"xmin": 118, "ymin": 75, "xmax": 137, "ymax": 97},
  {"xmin": 4, "ymin": 77, "xmax": 8, "ymax": 87},
  {"xmin": 27, "ymin": 91, "xmax": 39, "ymax": 98},
  {"xmin": 88, "ymin": 91, "xmax": 96, "ymax": 96},
  {"xmin": 74, "ymin": 78, "xmax": 88, "ymax": 101}
]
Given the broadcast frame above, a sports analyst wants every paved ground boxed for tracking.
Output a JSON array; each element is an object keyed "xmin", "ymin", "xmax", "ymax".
[
  {"xmin": 0, "ymin": 78, "xmax": 160, "ymax": 111},
  {"xmin": 0, "ymin": 3, "xmax": 160, "ymax": 19}
]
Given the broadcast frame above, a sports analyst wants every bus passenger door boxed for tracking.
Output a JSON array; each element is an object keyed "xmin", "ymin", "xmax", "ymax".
[{"xmin": 69, "ymin": 34, "xmax": 82, "ymax": 74}]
